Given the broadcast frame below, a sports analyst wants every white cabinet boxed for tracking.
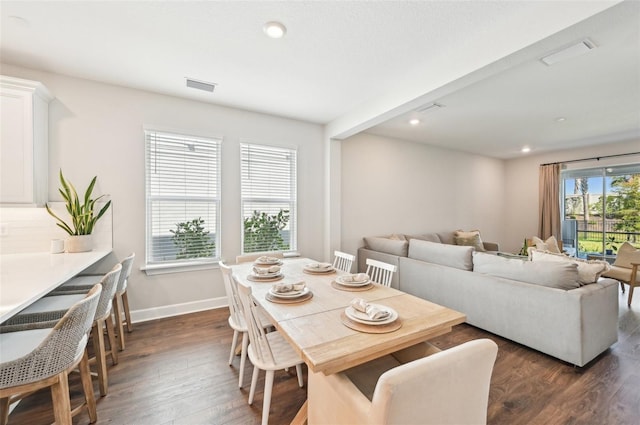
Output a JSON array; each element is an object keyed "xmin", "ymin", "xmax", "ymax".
[{"xmin": 1, "ymin": 76, "xmax": 53, "ymax": 206}]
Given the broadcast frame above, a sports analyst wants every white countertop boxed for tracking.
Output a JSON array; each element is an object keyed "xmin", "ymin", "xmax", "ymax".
[{"xmin": 0, "ymin": 250, "xmax": 111, "ymax": 322}]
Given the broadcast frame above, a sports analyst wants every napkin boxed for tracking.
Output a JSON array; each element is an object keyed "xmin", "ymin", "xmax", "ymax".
[
  {"xmin": 272, "ymin": 281, "xmax": 306, "ymax": 294},
  {"xmin": 257, "ymin": 256, "xmax": 280, "ymax": 263},
  {"xmin": 307, "ymin": 262, "xmax": 333, "ymax": 270},
  {"xmin": 350, "ymin": 298, "xmax": 390, "ymax": 320},
  {"xmin": 341, "ymin": 273, "xmax": 369, "ymax": 283},
  {"xmin": 253, "ymin": 265, "xmax": 281, "ymax": 275}
]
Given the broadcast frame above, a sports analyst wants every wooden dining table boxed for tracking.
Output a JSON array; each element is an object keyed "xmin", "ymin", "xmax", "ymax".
[{"xmin": 231, "ymin": 257, "xmax": 466, "ymax": 424}]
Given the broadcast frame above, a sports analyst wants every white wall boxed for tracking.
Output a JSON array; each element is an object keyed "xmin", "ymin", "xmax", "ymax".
[
  {"xmin": 503, "ymin": 139, "xmax": 640, "ymax": 254},
  {"xmin": 1, "ymin": 63, "xmax": 325, "ymax": 320},
  {"xmin": 340, "ymin": 132, "xmax": 505, "ymax": 256}
]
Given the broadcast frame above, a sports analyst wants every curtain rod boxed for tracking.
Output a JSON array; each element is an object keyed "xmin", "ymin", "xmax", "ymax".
[{"xmin": 541, "ymin": 151, "xmax": 640, "ymax": 166}]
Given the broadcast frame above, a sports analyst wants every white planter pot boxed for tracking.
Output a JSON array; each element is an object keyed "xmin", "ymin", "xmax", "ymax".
[{"xmin": 65, "ymin": 235, "xmax": 93, "ymax": 253}]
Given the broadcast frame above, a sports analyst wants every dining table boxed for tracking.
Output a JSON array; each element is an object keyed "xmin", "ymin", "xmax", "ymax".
[{"xmin": 231, "ymin": 256, "xmax": 466, "ymax": 424}]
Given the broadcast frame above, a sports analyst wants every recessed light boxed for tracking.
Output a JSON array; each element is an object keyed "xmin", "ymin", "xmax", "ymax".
[
  {"xmin": 555, "ymin": 117, "xmax": 566, "ymax": 122},
  {"xmin": 264, "ymin": 21, "xmax": 286, "ymax": 39},
  {"xmin": 409, "ymin": 119, "xmax": 420, "ymax": 126},
  {"xmin": 521, "ymin": 147, "xmax": 531, "ymax": 153},
  {"xmin": 185, "ymin": 78, "xmax": 217, "ymax": 93}
]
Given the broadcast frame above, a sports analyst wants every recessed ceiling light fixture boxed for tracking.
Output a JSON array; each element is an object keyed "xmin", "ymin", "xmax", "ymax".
[
  {"xmin": 264, "ymin": 21, "xmax": 287, "ymax": 39},
  {"xmin": 521, "ymin": 146, "xmax": 531, "ymax": 153},
  {"xmin": 185, "ymin": 78, "xmax": 217, "ymax": 93},
  {"xmin": 555, "ymin": 117, "xmax": 567, "ymax": 122},
  {"xmin": 540, "ymin": 39, "xmax": 596, "ymax": 66},
  {"xmin": 409, "ymin": 118, "xmax": 420, "ymax": 126}
]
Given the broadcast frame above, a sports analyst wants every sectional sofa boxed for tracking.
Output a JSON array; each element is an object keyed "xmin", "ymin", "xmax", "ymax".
[{"xmin": 357, "ymin": 232, "xmax": 619, "ymax": 367}]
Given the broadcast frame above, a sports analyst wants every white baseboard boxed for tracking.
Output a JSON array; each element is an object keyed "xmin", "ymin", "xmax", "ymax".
[{"xmin": 130, "ymin": 296, "xmax": 227, "ymax": 323}]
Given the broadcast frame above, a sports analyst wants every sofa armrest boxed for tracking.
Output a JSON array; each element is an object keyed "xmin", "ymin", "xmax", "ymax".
[{"xmin": 482, "ymin": 241, "xmax": 499, "ymax": 251}]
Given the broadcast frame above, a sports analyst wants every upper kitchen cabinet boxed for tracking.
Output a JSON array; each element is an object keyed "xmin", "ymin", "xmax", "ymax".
[{"xmin": 1, "ymin": 76, "xmax": 53, "ymax": 206}]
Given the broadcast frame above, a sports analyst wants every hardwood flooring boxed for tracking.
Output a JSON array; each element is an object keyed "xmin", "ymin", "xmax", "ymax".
[{"xmin": 7, "ymin": 291, "xmax": 639, "ymax": 425}]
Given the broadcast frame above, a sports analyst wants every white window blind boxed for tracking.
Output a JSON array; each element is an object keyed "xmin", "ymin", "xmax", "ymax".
[
  {"xmin": 241, "ymin": 143, "xmax": 297, "ymax": 253},
  {"xmin": 145, "ymin": 130, "xmax": 221, "ymax": 265}
]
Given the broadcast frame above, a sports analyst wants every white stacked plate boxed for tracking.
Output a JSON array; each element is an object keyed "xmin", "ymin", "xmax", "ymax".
[
  {"xmin": 335, "ymin": 275, "xmax": 370, "ymax": 287},
  {"xmin": 345, "ymin": 304, "xmax": 398, "ymax": 325},
  {"xmin": 254, "ymin": 257, "xmax": 283, "ymax": 266},
  {"xmin": 251, "ymin": 271, "xmax": 283, "ymax": 280},
  {"xmin": 303, "ymin": 263, "xmax": 335, "ymax": 273},
  {"xmin": 268, "ymin": 287, "xmax": 310, "ymax": 299}
]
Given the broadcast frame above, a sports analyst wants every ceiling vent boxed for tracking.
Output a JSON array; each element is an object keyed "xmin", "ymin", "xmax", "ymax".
[
  {"xmin": 415, "ymin": 102, "xmax": 444, "ymax": 113},
  {"xmin": 186, "ymin": 78, "xmax": 217, "ymax": 93},
  {"xmin": 540, "ymin": 39, "xmax": 596, "ymax": 66}
]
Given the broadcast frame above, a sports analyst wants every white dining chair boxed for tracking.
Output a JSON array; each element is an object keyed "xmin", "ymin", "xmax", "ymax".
[
  {"xmin": 235, "ymin": 251, "xmax": 284, "ymax": 264},
  {"xmin": 0, "ymin": 284, "xmax": 102, "ymax": 425},
  {"xmin": 365, "ymin": 258, "xmax": 397, "ymax": 287},
  {"xmin": 235, "ymin": 276, "xmax": 304, "ymax": 425},
  {"xmin": 333, "ymin": 250, "xmax": 355, "ymax": 273},
  {"xmin": 308, "ymin": 339, "xmax": 498, "ymax": 425}
]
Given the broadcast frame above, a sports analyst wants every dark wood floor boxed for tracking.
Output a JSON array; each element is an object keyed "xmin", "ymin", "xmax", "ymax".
[{"xmin": 8, "ymin": 291, "xmax": 640, "ymax": 425}]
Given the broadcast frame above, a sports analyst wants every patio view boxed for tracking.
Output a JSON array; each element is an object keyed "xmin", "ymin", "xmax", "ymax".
[{"xmin": 562, "ymin": 165, "xmax": 640, "ymax": 260}]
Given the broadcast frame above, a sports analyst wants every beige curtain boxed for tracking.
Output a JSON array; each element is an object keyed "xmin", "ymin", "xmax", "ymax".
[{"xmin": 538, "ymin": 163, "xmax": 561, "ymax": 240}]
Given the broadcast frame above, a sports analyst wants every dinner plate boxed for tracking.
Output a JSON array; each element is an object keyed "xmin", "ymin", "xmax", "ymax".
[
  {"xmin": 336, "ymin": 276, "xmax": 370, "ymax": 287},
  {"xmin": 345, "ymin": 305, "xmax": 398, "ymax": 326},
  {"xmin": 251, "ymin": 272, "xmax": 283, "ymax": 279},
  {"xmin": 254, "ymin": 258, "xmax": 283, "ymax": 266},
  {"xmin": 269, "ymin": 287, "xmax": 310, "ymax": 299},
  {"xmin": 303, "ymin": 264, "xmax": 335, "ymax": 273}
]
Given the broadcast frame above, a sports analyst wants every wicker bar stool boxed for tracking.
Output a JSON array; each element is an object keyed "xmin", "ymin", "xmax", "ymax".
[
  {"xmin": 50, "ymin": 253, "xmax": 135, "ymax": 350},
  {"xmin": 3, "ymin": 264, "xmax": 122, "ymax": 397},
  {"xmin": 0, "ymin": 284, "xmax": 102, "ymax": 425}
]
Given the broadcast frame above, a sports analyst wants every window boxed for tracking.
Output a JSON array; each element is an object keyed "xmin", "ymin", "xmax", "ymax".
[
  {"xmin": 561, "ymin": 164, "xmax": 640, "ymax": 259},
  {"xmin": 240, "ymin": 143, "xmax": 297, "ymax": 253},
  {"xmin": 144, "ymin": 130, "xmax": 221, "ymax": 270}
]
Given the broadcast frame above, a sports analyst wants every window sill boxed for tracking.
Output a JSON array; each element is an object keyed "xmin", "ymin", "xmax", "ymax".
[{"xmin": 141, "ymin": 259, "xmax": 219, "ymax": 276}]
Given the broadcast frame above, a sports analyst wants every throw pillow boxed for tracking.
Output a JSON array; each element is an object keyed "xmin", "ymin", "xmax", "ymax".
[
  {"xmin": 613, "ymin": 242, "xmax": 640, "ymax": 269},
  {"xmin": 529, "ymin": 249, "xmax": 610, "ymax": 285},
  {"xmin": 473, "ymin": 252, "xmax": 580, "ymax": 290},
  {"xmin": 532, "ymin": 236, "xmax": 561, "ymax": 254},
  {"xmin": 388, "ymin": 233, "xmax": 407, "ymax": 241},
  {"xmin": 363, "ymin": 236, "xmax": 409, "ymax": 257},
  {"xmin": 454, "ymin": 229, "xmax": 486, "ymax": 252},
  {"xmin": 408, "ymin": 239, "xmax": 474, "ymax": 271}
]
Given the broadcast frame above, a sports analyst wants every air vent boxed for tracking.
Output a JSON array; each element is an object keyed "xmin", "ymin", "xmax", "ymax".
[
  {"xmin": 186, "ymin": 78, "xmax": 217, "ymax": 93},
  {"xmin": 540, "ymin": 39, "xmax": 596, "ymax": 66},
  {"xmin": 415, "ymin": 103, "xmax": 444, "ymax": 113}
]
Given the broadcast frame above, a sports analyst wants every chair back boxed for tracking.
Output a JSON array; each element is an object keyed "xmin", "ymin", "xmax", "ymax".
[
  {"xmin": 236, "ymin": 251, "xmax": 284, "ymax": 264},
  {"xmin": 0, "ymin": 284, "xmax": 102, "ymax": 388},
  {"xmin": 219, "ymin": 261, "xmax": 244, "ymax": 325},
  {"xmin": 116, "ymin": 253, "xmax": 135, "ymax": 295},
  {"xmin": 370, "ymin": 339, "xmax": 498, "ymax": 425},
  {"xmin": 365, "ymin": 259, "xmax": 397, "ymax": 287},
  {"xmin": 234, "ymin": 277, "xmax": 276, "ymax": 366},
  {"xmin": 94, "ymin": 263, "xmax": 122, "ymax": 322},
  {"xmin": 333, "ymin": 250, "xmax": 355, "ymax": 273}
]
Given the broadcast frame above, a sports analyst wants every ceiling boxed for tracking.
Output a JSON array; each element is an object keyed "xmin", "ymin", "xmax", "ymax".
[{"xmin": 1, "ymin": 1, "xmax": 638, "ymax": 159}]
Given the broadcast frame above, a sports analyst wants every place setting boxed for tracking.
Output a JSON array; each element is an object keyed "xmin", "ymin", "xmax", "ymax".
[
  {"xmin": 265, "ymin": 281, "xmax": 313, "ymax": 304},
  {"xmin": 247, "ymin": 264, "xmax": 283, "ymax": 282},
  {"xmin": 303, "ymin": 262, "xmax": 335, "ymax": 275},
  {"xmin": 340, "ymin": 297, "xmax": 401, "ymax": 333},
  {"xmin": 331, "ymin": 272, "xmax": 373, "ymax": 291},
  {"xmin": 253, "ymin": 255, "xmax": 284, "ymax": 267}
]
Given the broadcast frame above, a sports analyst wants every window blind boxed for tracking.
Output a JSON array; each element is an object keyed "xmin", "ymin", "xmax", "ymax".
[
  {"xmin": 145, "ymin": 130, "xmax": 221, "ymax": 264},
  {"xmin": 240, "ymin": 143, "xmax": 297, "ymax": 253}
]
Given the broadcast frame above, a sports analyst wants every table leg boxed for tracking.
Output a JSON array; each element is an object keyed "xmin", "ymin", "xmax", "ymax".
[{"xmin": 290, "ymin": 399, "xmax": 308, "ymax": 425}]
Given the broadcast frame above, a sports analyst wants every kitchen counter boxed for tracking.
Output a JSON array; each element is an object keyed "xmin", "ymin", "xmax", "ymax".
[{"xmin": 0, "ymin": 250, "xmax": 111, "ymax": 322}]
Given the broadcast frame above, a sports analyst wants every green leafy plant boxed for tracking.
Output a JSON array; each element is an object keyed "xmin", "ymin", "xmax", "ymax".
[
  {"xmin": 170, "ymin": 217, "xmax": 216, "ymax": 259},
  {"xmin": 243, "ymin": 209, "xmax": 290, "ymax": 253},
  {"xmin": 606, "ymin": 235, "xmax": 619, "ymax": 254},
  {"xmin": 45, "ymin": 170, "xmax": 111, "ymax": 236}
]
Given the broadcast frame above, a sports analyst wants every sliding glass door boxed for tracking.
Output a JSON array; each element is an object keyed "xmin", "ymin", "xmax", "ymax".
[{"xmin": 561, "ymin": 164, "xmax": 640, "ymax": 260}]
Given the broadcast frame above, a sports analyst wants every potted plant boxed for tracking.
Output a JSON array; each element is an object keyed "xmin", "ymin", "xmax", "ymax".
[
  {"xmin": 45, "ymin": 170, "xmax": 111, "ymax": 253},
  {"xmin": 605, "ymin": 235, "xmax": 618, "ymax": 256}
]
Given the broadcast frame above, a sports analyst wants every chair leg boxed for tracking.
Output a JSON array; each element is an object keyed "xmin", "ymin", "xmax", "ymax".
[
  {"xmin": 261, "ymin": 370, "xmax": 275, "ymax": 425},
  {"xmin": 620, "ymin": 281, "xmax": 625, "ymax": 294},
  {"xmin": 105, "ymin": 314, "xmax": 119, "ymax": 365},
  {"xmin": 249, "ymin": 365, "xmax": 259, "ymax": 405},
  {"xmin": 628, "ymin": 284, "xmax": 635, "ymax": 307},
  {"xmin": 239, "ymin": 332, "xmax": 249, "ymax": 388},
  {"xmin": 0, "ymin": 397, "xmax": 9, "ymax": 425},
  {"xmin": 79, "ymin": 350, "xmax": 98, "ymax": 423},
  {"xmin": 50, "ymin": 372, "xmax": 72, "ymax": 425},
  {"xmin": 229, "ymin": 330, "xmax": 239, "ymax": 365},
  {"xmin": 92, "ymin": 320, "xmax": 109, "ymax": 397},
  {"xmin": 122, "ymin": 291, "xmax": 133, "ymax": 332},
  {"xmin": 113, "ymin": 294, "xmax": 126, "ymax": 351},
  {"xmin": 295, "ymin": 364, "xmax": 304, "ymax": 387}
]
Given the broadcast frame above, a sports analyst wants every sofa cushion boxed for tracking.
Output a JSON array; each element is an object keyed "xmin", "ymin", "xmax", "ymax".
[
  {"xmin": 473, "ymin": 252, "xmax": 580, "ymax": 290},
  {"xmin": 407, "ymin": 233, "xmax": 441, "ymax": 243},
  {"xmin": 454, "ymin": 230, "xmax": 486, "ymax": 252},
  {"xmin": 531, "ymin": 236, "xmax": 561, "ymax": 254},
  {"xmin": 613, "ymin": 242, "xmax": 640, "ymax": 269},
  {"xmin": 529, "ymin": 249, "xmax": 610, "ymax": 285},
  {"xmin": 364, "ymin": 236, "xmax": 409, "ymax": 257},
  {"xmin": 408, "ymin": 239, "xmax": 473, "ymax": 271}
]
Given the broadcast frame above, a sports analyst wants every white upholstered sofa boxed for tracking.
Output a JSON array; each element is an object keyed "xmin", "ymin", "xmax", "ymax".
[{"xmin": 357, "ymin": 232, "xmax": 619, "ymax": 367}]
